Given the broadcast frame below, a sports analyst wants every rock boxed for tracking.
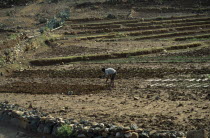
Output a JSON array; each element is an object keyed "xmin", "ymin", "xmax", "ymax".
[
  {"xmin": 77, "ymin": 134, "xmax": 86, "ymax": 138},
  {"xmin": 102, "ymin": 131, "xmax": 108, "ymax": 137},
  {"xmin": 94, "ymin": 136, "xmax": 103, "ymax": 138},
  {"xmin": 140, "ymin": 132, "xmax": 149, "ymax": 138},
  {"xmin": 43, "ymin": 121, "xmax": 55, "ymax": 134},
  {"xmin": 99, "ymin": 123, "xmax": 105, "ymax": 128},
  {"xmin": 110, "ymin": 125, "xmax": 117, "ymax": 131},
  {"xmin": 57, "ymin": 118, "xmax": 65, "ymax": 124},
  {"xmin": 37, "ymin": 123, "xmax": 45, "ymax": 133},
  {"xmin": 10, "ymin": 117, "xmax": 28, "ymax": 129},
  {"xmin": 205, "ymin": 94, "xmax": 210, "ymax": 100},
  {"xmin": 80, "ymin": 120, "xmax": 89, "ymax": 125},
  {"xmin": 131, "ymin": 132, "xmax": 139, "ymax": 138},
  {"xmin": 125, "ymin": 132, "xmax": 132, "ymax": 138},
  {"xmin": 187, "ymin": 129, "xmax": 208, "ymax": 138},
  {"xmin": 16, "ymin": 131, "xmax": 27, "ymax": 137},
  {"xmin": 12, "ymin": 110, "xmax": 24, "ymax": 117},
  {"xmin": 0, "ymin": 111, "xmax": 3, "ymax": 115},
  {"xmin": 93, "ymin": 127, "xmax": 101, "ymax": 132},
  {"xmin": 176, "ymin": 131, "xmax": 185, "ymax": 137},
  {"xmin": 130, "ymin": 123, "xmax": 138, "ymax": 130},
  {"xmin": 60, "ymin": 109, "xmax": 66, "ymax": 112},
  {"xmin": 123, "ymin": 126, "xmax": 130, "ymax": 131},
  {"xmin": 134, "ymin": 97, "xmax": 139, "ymax": 100},
  {"xmin": 39, "ymin": 17, "xmax": 48, "ymax": 24},
  {"xmin": 155, "ymin": 96, "xmax": 160, "ymax": 100},
  {"xmin": 83, "ymin": 126, "xmax": 90, "ymax": 132},
  {"xmin": 107, "ymin": 14, "xmax": 116, "ymax": 19},
  {"xmin": 52, "ymin": 125, "xmax": 59, "ymax": 135},
  {"xmin": 116, "ymin": 132, "xmax": 122, "ymax": 137},
  {"xmin": 27, "ymin": 117, "xmax": 40, "ymax": 132},
  {"xmin": 0, "ymin": 111, "xmax": 12, "ymax": 121},
  {"xmin": 67, "ymin": 91, "xmax": 74, "ymax": 95},
  {"xmin": 105, "ymin": 127, "xmax": 110, "ymax": 132},
  {"xmin": 91, "ymin": 122, "xmax": 98, "ymax": 127}
]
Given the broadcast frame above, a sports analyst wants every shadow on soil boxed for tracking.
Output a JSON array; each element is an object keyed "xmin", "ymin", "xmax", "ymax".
[{"xmin": 0, "ymin": 82, "xmax": 106, "ymax": 95}]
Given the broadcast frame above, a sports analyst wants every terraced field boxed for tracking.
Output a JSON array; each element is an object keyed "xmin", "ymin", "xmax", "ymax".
[
  {"xmin": 28, "ymin": 14, "xmax": 210, "ymax": 65},
  {"xmin": 0, "ymin": 7, "xmax": 210, "ymax": 135}
]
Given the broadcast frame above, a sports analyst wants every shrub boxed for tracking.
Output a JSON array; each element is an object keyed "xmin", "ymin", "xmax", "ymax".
[
  {"xmin": 56, "ymin": 124, "xmax": 73, "ymax": 137},
  {"xmin": 57, "ymin": 9, "xmax": 70, "ymax": 21},
  {"xmin": 46, "ymin": 17, "xmax": 62, "ymax": 29},
  {"xmin": 47, "ymin": 0, "xmax": 60, "ymax": 3},
  {"xmin": 0, "ymin": 57, "xmax": 4, "ymax": 66},
  {"xmin": 45, "ymin": 9, "xmax": 70, "ymax": 30}
]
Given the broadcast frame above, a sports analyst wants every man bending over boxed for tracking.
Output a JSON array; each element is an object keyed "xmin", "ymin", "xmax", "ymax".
[{"xmin": 101, "ymin": 68, "xmax": 117, "ymax": 88}]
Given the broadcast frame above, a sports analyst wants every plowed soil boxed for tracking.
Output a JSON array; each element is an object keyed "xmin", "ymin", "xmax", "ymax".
[
  {"xmin": 0, "ymin": 63, "xmax": 210, "ymax": 132},
  {"xmin": 0, "ymin": 0, "xmax": 210, "ymax": 135}
]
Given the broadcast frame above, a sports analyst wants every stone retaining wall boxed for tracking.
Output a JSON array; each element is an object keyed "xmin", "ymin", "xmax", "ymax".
[{"xmin": 0, "ymin": 102, "xmax": 208, "ymax": 138}]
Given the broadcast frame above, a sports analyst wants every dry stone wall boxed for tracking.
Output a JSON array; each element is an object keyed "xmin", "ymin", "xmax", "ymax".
[{"xmin": 0, "ymin": 102, "xmax": 209, "ymax": 137}]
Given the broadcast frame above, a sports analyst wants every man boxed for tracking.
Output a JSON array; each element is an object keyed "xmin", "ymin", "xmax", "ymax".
[{"xmin": 101, "ymin": 67, "xmax": 117, "ymax": 88}]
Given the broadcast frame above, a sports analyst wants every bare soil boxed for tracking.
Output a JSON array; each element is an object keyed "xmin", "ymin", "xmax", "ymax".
[
  {"xmin": 0, "ymin": 0, "xmax": 210, "ymax": 136},
  {"xmin": 0, "ymin": 63, "xmax": 210, "ymax": 132}
]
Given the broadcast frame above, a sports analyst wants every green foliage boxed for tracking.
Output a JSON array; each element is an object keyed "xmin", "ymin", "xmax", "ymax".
[
  {"xmin": 56, "ymin": 124, "xmax": 73, "ymax": 137},
  {"xmin": 46, "ymin": 17, "xmax": 62, "ymax": 30},
  {"xmin": 42, "ymin": 9, "xmax": 70, "ymax": 32},
  {"xmin": 0, "ymin": 23, "xmax": 6, "ymax": 29},
  {"xmin": 58, "ymin": 9, "xmax": 70, "ymax": 21},
  {"xmin": 0, "ymin": 57, "xmax": 4, "ymax": 66},
  {"xmin": 85, "ymin": 54, "xmax": 210, "ymax": 64},
  {"xmin": 47, "ymin": 0, "xmax": 60, "ymax": 3},
  {"xmin": 8, "ymin": 33, "xmax": 18, "ymax": 40}
]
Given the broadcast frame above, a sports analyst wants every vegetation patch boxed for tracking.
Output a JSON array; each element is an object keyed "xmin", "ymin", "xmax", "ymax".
[
  {"xmin": 134, "ymin": 29, "xmax": 210, "ymax": 40},
  {"xmin": 87, "ymin": 54, "xmax": 210, "ymax": 64},
  {"xmin": 0, "ymin": 57, "xmax": 4, "ymax": 67},
  {"xmin": 175, "ymin": 34, "xmax": 210, "ymax": 41},
  {"xmin": 56, "ymin": 125, "xmax": 73, "ymax": 137}
]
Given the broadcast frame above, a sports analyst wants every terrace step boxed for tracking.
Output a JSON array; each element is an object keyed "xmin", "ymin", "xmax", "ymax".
[
  {"xmin": 68, "ymin": 14, "xmax": 206, "ymax": 27},
  {"xmin": 174, "ymin": 34, "xmax": 210, "ymax": 41},
  {"xmin": 134, "ymin": 28, "xmax": 210, "ymax": 40},
  {"xmin": 76, "ymin": 25, "xmax": 210, "ymax": 41},
  {"xmin": 29, "ymin": 43, "xmax": 202, "ymax": 66},
  {"xmin": 65, "ymin": 17, "xmax": 210, "ymax": 36}
]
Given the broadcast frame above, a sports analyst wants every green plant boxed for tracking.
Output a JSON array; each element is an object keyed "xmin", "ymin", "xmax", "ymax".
[
  {"xmin": 0, "ymin": 57, "xmax": 4, "ymax": 66},
  {"xmin": 56, "ymin": 124, "xmax": 73, "ymax": 137},
  {"xmin": 45, "ymin": 9, "xmax": 70, "ymax": 30},
  {"xmin": 0, "ymin": 23, "xmax": 6, "ymax": 28},
  {"xmin": 46, "ymin": 17, "xmax": 62, "ymax": 29},
  {"xmin": 58, "ymin": 9, "xmax": 70, "ymax": 21},
  {"xmin": 47, "ymin": 0, "xmax": 59, "ymax": 3},
  {"xmin": 8, "ymin": 33, "xmax": 19, "ymax": 40}
]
